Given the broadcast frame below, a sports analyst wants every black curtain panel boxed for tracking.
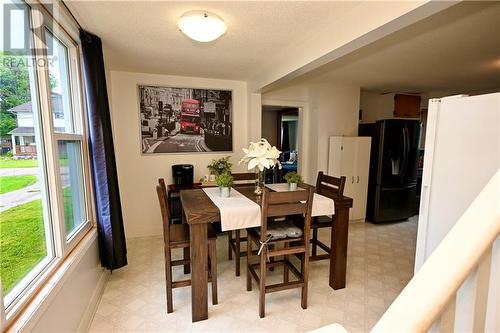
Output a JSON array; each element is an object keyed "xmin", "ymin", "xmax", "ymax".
[
  {"xmin": 80, "ymin": 29, "xmax": 127, "ymax": 270},
  {"xmin": 281, "ymin": 121, "xmax": 290, "ymax": 152}
]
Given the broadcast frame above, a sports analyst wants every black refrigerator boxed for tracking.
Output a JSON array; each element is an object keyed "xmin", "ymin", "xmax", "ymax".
[{"xmin": 359, "ymin": 119, "xmax": 421, "ymax": 223}]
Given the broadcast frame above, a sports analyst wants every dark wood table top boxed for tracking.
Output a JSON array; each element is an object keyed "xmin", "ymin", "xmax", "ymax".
[{"xmin": 180, "ymin": 185, "xmax": 353, "ymax": 226}]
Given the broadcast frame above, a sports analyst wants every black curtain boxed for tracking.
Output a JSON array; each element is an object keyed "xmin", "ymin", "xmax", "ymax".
[
  {"xmin": 80, "ymin": 29, "xmax": 127, "ymax": 270},
  {"xmin": 281, "ymin": 121, "xmax": 290, "ymax": 152}
]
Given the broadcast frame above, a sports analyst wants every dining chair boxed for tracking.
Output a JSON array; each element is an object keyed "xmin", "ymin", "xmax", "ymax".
[
  {"xmin": 246, "ymin": 185, "xmax": 314, "ymax": 318},
  {"xmin": 227, "ymin": 172, "xmax": 258, "ymax": 276},
  {"xmin": 310, "ymin": 171, "xmax": 346, "ymax": 261},
  {"xmin": 156, "ymin": 180, "xmax": 218, "ymax": 313}
]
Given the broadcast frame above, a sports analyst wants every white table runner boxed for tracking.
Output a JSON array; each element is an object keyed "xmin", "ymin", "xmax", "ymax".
[
  {"xmin": 202, "ymin": 187, "xmax": 261, "ymax": 231},
  {"xmin": 265, "ymin": 183, "xmax": 335, "ymax": 216}
]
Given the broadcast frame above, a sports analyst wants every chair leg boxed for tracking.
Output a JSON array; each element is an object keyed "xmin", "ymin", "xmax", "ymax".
[
  {"xmin": 312, "ymin": 229, "xmax": 318, "ymax": 257},
  {"xmin": 269, "ymin": 244, "xmax": 274, "ymax": 271},
  {"xmin": 259, "ymin": 245, "xmax": 267, "ymax": 318},
  {"xmin": 228, "ymin": 231, "xmax": 233, "ymax": 260},
  {"xmin": 164, "ymin": 247, "xmax": 173, "ymax": 313},
  {"xmin": 301, "ymin": 251, "xmax": 309, "ymax": 309},
  {"xmin": 247, "ymin": 233, "xmax": 253, "ymax": 291},
  {"xmin": 283, "ymin": 243, "xmax": 289, "ymax": 283},
  {"xmin": 209, "ymin": 240, "xmax": 218, "ymax": 305},
  {"xmin": 183, "ymin": 247, "xmax": 190, "ymax": 274},
  {"xmin": 235, "ymin": 230, "xmax": 241, "ymax": 276}
]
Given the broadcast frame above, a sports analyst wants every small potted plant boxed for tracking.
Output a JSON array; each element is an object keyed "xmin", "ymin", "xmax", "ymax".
[
  {"xmin": 207, "ymin": 156, "xmax": 232, "ymax": 177},
  {"xmin": 216, "ymin": 171, "xmax": 234, "ymax": 198},
  {"xmin": 284, "ymin": 171, "xmax": 303, "ymax": 191}
]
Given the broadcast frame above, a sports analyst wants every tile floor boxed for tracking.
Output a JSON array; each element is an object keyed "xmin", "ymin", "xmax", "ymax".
[{"xmin": 89, "ymin": 217, "xmax": 418, "ymax": 333}]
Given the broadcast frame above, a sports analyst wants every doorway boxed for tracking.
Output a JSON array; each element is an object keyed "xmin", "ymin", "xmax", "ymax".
[{"xmin": 261, "ymin": 106, "xmax": 299, "ymax": 182}]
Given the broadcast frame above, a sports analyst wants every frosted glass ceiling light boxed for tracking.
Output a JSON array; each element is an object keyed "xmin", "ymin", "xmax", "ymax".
[{"xmin": 178, "ymin": 11, "xmax": 226, "ymax": 42}]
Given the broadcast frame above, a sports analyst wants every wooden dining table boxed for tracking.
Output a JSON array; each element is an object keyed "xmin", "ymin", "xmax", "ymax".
[{"xmin": 180, "ymin": 185, "xmax": 353, "ymax": 322}]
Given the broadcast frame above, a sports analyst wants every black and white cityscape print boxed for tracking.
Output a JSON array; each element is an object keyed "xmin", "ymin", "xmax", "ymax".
[{"xmin": 138, "ymin": 85, "xmax": 233, "ymax": 154}]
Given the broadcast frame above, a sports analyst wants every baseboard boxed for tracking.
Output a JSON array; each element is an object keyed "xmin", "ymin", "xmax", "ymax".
[{"xmin": 76, "ymin": 268, "xmax": 110, "ymax": 333}]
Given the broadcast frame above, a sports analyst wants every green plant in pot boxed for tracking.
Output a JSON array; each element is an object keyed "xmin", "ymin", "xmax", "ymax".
[
  {"xmin": 284, "ymin": 171, "xmax": 303, "ymax": 191},
  {"xmin": 216, "ymin": 171, "xmax": 234, "ymax": 198},
  {"xmin": 207, "ymin": 156, "xmax": 232, "ymax": 176}
]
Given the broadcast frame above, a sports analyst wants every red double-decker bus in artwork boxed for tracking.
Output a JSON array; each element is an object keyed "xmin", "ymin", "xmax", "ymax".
[{"xmin": 180, "ymin": 99, "xmax": 201, "ymax": 134}]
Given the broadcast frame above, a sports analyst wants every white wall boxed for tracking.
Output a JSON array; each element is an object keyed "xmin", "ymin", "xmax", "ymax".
[
  {"xmin": 26, "ymin": 234, "xmax": 107, "ymax": 333},
  {"xmin": 309, "ymin": 82, "xmax": 360, "ymax": 179},
  {"xmin": 108, "ymin": 71, "xmax": 249, "ymax": 238},
  {"xmin": 262, "ymin": 81, "xmax": 360, "ymax": 183}
]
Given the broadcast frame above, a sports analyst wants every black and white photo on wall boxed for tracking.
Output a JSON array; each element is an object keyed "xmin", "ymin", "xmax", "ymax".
[{"xmin": 138, "ymin": 85, "xmax": 233, "ymax": 154}]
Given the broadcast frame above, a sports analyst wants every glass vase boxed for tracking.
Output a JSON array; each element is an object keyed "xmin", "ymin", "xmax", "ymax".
[{"xmin": 254, "ymin": 168, "xmax": 265, "ymax": 195}]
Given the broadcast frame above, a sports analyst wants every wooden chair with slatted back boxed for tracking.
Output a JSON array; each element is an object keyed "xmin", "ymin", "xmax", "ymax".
[
  {"xmin": 310, "ymin": 171, "xmax": 346, "ymax": 261},
  {"xmin": 159, "ymin": 178, "xmax": 191, "ymax": 275},
  {"xmin": 227, "ymin": 172, "xmax": 258, "ymax": 276},
  {"xmin": 156, "ymin": 179, "xmax": 218, "ymax": 313},
  {"xmin": 246, "ymin": 185, "xmax": 314, "ymax": 318}
]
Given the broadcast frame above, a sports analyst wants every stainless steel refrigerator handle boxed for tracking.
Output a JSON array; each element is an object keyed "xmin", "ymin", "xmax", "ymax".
[
  {"xmin": 399, "ymin": 127, "xmax": 408, "ymax": 177},
  {"xmin": 401, "ymin": 127, "xmax": 410, "ymax": 178}
]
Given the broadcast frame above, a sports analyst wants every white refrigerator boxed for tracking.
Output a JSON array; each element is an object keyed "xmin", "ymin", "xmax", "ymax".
[{"xmin": 415, "ymin": 93, "xmax": 500, "ymax": 272}]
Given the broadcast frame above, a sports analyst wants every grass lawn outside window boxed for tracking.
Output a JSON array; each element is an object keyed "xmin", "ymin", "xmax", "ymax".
[
  {"xmin": 0, "ymin": 200, "xmax": 46, "ymax": 294},
  {"xmin": 0, "ymin": 176, "xmax": 38, "ymax": 194},
  {"xmin": 0, "ymin": 188, "xmax": 75, "ymax": 295},
  {"xmin": 0, "ymin": 159, "xmax": 38, "ymax": 169}
]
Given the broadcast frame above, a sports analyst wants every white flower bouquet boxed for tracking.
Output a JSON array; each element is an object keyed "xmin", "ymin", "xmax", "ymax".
[
  {"xmin": 239, "ymin": 138, "xmax": 282, "ymax": 171},
  {"xmin": 239, "ymin": 139, "xmax": 281, "ymax": 194}
]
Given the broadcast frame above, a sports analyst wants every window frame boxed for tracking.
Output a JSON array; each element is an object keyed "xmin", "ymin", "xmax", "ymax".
[
  {"xmin": 1, "ymin": 0, "xmax": 95, "ymax": 325},
  {"xmin": 42, "ymin": 24, "xmax": 93, "ymax": 251}
]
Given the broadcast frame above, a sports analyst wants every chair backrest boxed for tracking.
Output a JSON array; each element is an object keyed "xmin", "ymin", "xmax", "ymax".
[
  {"xmin": 232, "ymin": 172, "xmax": 257, "ymax": 186},
  {"xmin": 315, "ymin": 171, "xmax": 346, "ymax": 198},
  {"xmin": 156, "ymin": 179, "xmax": 170, "ymax": 246},
  {"xmin": 159, "ymin": 177, "xmax": 168, "ymax": 196},
  {"xmin": 260, "ymin": 185, "xmax": 314, "ymax": 241}
]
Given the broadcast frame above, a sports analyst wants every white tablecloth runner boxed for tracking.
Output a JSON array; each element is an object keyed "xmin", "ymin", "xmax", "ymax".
[
  {"xmin": 202, "ymin": 187, "xmax": 261, "ymax": 231},
  {"xmin": 265, "ymin": 183, "xmax": 335, "ymax": 216}
]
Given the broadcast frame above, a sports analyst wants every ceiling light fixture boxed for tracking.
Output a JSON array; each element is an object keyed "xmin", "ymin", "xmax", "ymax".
[{"xmin": 178, "ymin": 10, "xmax": 226, "ymax": 42}]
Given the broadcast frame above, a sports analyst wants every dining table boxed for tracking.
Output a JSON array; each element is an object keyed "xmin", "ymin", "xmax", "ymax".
[{"xmin": 180, "ymin": 184, "xmax": 353, "ymax": 322}]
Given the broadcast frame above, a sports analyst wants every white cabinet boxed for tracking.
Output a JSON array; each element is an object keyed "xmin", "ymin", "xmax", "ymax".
[{"xmin": 328, "ymin": 136, "xmax": 371, "ymax": 222}]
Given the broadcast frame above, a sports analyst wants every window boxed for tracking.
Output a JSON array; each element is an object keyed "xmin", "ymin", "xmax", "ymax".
[
  {"xmin": 57, "ymin": 140, "xmax": 86, "ymax": 237},
  {"xmin": 0, "ymin": 0, "xmax": 92, "ymax": 324},
  {"xmin": 45, "ymin": 30, "xmax": 74, "ymax": 133}
]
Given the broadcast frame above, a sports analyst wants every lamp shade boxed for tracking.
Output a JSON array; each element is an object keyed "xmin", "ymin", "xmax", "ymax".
[{"xmin": 178, "ymin": 11, "xmax": 226, "ymax": 42}]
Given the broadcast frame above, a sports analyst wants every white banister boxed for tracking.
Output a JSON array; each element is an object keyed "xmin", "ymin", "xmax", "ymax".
[
  {"xmin": 371, "ymin": 169, "xmax": 500, "ymax": 333},
  {"xmin": 485, "ymin": 238, "xmax": 500, "ymax": 332}
]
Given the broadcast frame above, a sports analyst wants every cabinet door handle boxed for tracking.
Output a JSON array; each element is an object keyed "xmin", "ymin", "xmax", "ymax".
[
  {"xmin": 351, "ymin": 176, "xmax": 354, "ymax": 184},
  {"xmin": 356, "ymin": 176, "xmax": 359, "ymax": 183}
]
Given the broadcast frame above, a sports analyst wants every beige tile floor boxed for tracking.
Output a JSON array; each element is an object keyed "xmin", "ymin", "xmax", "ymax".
[{"xmin": 89, "ymin": 217, "xmax": 418, "ymax": 333}]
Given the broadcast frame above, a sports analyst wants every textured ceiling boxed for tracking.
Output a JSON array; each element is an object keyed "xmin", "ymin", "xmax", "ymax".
[
  {"xmin": 66, "ymin": 1, "xmax": 362, "ymax": 80},
  {"xmin": 294, "ymin": 1, "xmax": 500, "ymax": 94}
]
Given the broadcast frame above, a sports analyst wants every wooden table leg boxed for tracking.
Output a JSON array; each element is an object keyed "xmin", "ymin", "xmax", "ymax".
[
  {"xmin": 189, "ymin": 223, "xmax": 208, "ymax": 322},
  {"xmin": 330, "ymin": 206, "xmax": 349, "ymax": 289},
  {"xmin": 182, "ymin": 210, "xmax": 190, "ymax": 274}
]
